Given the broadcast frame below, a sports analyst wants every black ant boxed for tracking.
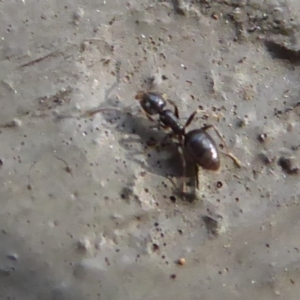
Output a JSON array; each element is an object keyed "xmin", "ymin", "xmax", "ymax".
[
  {"xmin": 83, "ymin": 90, "xmax": 240, "ymax": 195},
  {"xmin": 135, "ymin": 91, "xmax": 241, "ymax": 194}
]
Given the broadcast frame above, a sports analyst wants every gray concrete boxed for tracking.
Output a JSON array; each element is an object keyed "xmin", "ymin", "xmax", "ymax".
[{"xmin": 1, "ymin": 0, "xmax": 300, "ymax": 299}]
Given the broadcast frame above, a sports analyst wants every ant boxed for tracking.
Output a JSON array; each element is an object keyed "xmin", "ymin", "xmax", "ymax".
[
  {"xmin": 83, "ymin": 89, "xmax": 240, "ymax": 195},
  {"xmin": 135, "ymin": 91, "xmax": 241, "ymax": 194}
]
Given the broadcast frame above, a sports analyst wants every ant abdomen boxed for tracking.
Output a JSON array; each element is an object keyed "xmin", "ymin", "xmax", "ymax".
[{"xmin": 184, "ymin": 129, "xmax": 220, "ymax": 171}]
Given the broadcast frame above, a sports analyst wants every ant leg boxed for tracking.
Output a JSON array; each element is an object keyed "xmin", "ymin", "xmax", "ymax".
[
  {"xmin": 221, "ymin": 151, "xmax": 241, "ymax": 168},
  {"xmin": 183, "ymin": 109, "xmax": 205, "ymax": 130},
  {"xmin": 144, "ymin": 113, "xmax": 156, "ymax": 123},
  {"xmin": 149, "ymin": 121, "xmax": 170, "ymax": 132},
  {"xmin": 140, "ymin": 110, "xmax": 164, "ymax": 130},
  {"xmin": 202, "ymin": 124, "xmax": 241, "ymax": 168},
  {"xmin": 178, "ymin": 145, "xmax": 187, "ymax": 194},
  {"xmin": 183, "ymin": 108, "xmax": 221, "ymax": 130},
  {"xmin": 194, "ymin": 164, "xmax": 200, "ymax": 190},
  {"xmin": 160, "ymin": 131, "xmax": 174, "ymax": 147},
  {"xmin": 167, "ymin": 99, "xmax": 180, "ymax": 118}
]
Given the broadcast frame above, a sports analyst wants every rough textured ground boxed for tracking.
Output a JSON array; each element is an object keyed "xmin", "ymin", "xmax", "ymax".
[{"xmin": 1, "ymin": 0, "xmax": 300, "ymax": 299}]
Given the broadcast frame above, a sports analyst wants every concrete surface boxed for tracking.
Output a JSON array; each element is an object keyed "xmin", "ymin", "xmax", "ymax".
[{"xmin": 1, "ymin": 0, "xmax": 300, "ymax": 299}]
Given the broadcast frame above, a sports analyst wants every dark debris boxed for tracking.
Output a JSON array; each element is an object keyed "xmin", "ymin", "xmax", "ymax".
[{"xmin": 278, "ymin": 156, "xmax": 299, "ymax": 175}]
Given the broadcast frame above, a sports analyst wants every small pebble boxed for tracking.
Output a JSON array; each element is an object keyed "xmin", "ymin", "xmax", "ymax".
[
  {"xmin": 12, "ymin": 118, "xmax": 22, "ymax": 127},
  {"xmin": 257, "ymin": 133, "xmax": 267, "ymax": 143},
  {"xmin": 177, "ymin": 258, "xmax": 186, "ymax": 265},
  {"xmin": 6, "ymin": 253, "xmax": 19, "ymax": 261},
  {"xmin": 76, "ymin": 238, "xmax": 91, "ymax": 253},
  {"xmin": 73, "ymin": 8, "xmax": 85, "ymax": 23}
]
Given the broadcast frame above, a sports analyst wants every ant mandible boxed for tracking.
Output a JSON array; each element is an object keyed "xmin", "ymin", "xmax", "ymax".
[{"xmin": 135, "ymin": 91, "xmax": 241, "ymax": 194}]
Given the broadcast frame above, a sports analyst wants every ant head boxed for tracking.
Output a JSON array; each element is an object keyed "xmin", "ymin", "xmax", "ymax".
[
  {"xmin": 135, "ymin": 91, "xmax": 166, "ymax": 115},
  {"xmin": 135, "ymin": 91, "xmax": 145, "ymax": 101}
]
